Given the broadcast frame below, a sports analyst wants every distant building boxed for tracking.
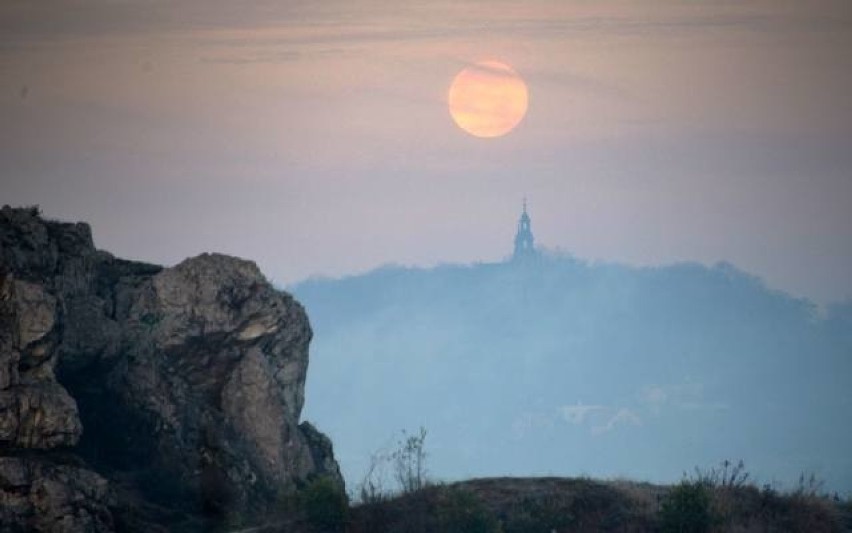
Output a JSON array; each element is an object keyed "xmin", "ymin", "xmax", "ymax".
[{"xmin": 513, "ymin": 200, "xmax": 537, "ymax": 261}]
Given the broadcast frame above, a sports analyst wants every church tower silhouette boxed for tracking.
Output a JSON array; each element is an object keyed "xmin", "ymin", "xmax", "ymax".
[{"xmin": 513, "ymin": 199, "xmax": 536, "ymax": 260}]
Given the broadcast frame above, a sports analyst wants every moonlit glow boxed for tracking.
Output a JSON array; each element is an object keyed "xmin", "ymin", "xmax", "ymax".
[{"xmin": 448, "ymin": 60, "xmax": 529, "ymax": 138}]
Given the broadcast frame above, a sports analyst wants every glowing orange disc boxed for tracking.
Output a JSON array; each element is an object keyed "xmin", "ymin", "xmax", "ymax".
[{"xmin": 448, "ymin": 60, "xmax": 529, "ymax": 138}]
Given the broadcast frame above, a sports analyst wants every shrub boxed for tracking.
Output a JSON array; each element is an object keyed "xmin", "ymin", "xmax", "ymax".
[
  {"xmin": 302, "ymin": 476, "xmax": 348, "ymax": 532},
  {"xmin": 658, "ymin": 480, "xmax": 713, "ymax": 533}
]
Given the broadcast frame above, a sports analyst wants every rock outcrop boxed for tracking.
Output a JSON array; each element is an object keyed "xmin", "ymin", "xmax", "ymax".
[{"xmin": 0, "ymin": 206, "xmax": 341, "ymax": 531}]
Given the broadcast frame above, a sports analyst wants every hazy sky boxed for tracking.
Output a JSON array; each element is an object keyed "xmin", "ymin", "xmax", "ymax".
[{"xmin": 2, "ymin": 1, "xmax": 851, "ymax": 304}]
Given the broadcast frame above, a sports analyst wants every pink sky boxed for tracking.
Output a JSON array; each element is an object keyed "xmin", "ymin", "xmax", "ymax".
[{"xmin": 2, "ymin": 1, "xmax": 851, "ymax": 303}]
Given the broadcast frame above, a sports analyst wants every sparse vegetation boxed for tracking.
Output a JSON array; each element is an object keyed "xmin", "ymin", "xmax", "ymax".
[
  {"xmin": 653, "ymin": 461, "xmax": 851, "ymax": 533},
  {"xmin": 692, "ymin": 459, "xmax": 750, "ymax": 489},
  {"xmin": 391, "ymin": 427, "xmax": 429, "ymax": 494},
  {"xmin": 357, "ymin": 450, "xmax": 391, "ymax": 504},
  {"xmin": 795, "ymin": 471, "xmax": 827, "ymax": 498},
  {"xmin": 343, "ymin": 454, "xmax": 849, "ymax": 533},
  {"xmin": 354, "ymin": 426, "xmax": 430, "ymax": 503}
]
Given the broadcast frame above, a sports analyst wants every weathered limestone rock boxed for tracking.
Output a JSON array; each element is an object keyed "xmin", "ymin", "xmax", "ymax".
[
  {"xmin": 0, "ymin": 206, "xmax": 342, "ymax": 531},
  {"xmin": 0, "ymin": 382, "xmax": 80, "ymax": 449},
  {"xmin": 0, "ymin": 456, "xmax": 113, "ymax": 532}
]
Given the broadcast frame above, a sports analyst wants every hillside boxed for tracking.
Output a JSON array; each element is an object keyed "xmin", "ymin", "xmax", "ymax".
[
  {"xmin": 292, "ymin": 255, "xmax": 852, "ymax": 493},
  {"xmin": 248, "ymin": 474, "xmax": 852, "ymax": 532}
]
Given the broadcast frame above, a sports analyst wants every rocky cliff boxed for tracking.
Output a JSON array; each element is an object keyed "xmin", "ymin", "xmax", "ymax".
[{"xmin": 0, "ymin": 206, "xmax": 341, "ymax": 531}]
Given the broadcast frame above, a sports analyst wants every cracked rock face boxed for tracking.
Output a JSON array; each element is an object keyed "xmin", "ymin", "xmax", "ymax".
[
  {"xmin": 0, "ymin": 275, "xmax": 81, "ymax": 450},
  {"xmin": 0, "ymin": 206, "xmax": 341, "ymax": 531},
  {"xmin": 0, "ymin": 456, "xmax": 114, "ymax": 532}
]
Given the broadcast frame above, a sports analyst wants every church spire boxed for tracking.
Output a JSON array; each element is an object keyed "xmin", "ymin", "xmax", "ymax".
[{"xmin": 513, "ymin": 199, "xmax": 536, "ymax": 260}]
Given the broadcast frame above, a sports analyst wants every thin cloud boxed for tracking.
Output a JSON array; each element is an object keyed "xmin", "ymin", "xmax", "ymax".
[
  {"xmin": 4, "ymin": 1, "xmax": 849, "ymax": 47},
  {"xmin": 591, "ymin": 408, "xmax": 642, "ymax": 435},
  {"xmin": 199, "ymin": 50, "xmax": 303, "ymax": 64},
  {"xmin": 558, "ymin": 402, "xmax": 606, "ymax": 425}
]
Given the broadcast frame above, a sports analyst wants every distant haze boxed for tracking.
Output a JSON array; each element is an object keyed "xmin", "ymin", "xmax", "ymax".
[
  {"xmin": 1, "ymin": 1, "xmax": 851, "ymax": 304},
  {"xmin": 292, "ymin": 257, "xmax": 852, "ymax": 493}
]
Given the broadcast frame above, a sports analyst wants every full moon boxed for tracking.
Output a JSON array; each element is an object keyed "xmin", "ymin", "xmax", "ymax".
[{"xmin": 448, "ymin": 60, "xmax": 529, "ymax": 138}]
